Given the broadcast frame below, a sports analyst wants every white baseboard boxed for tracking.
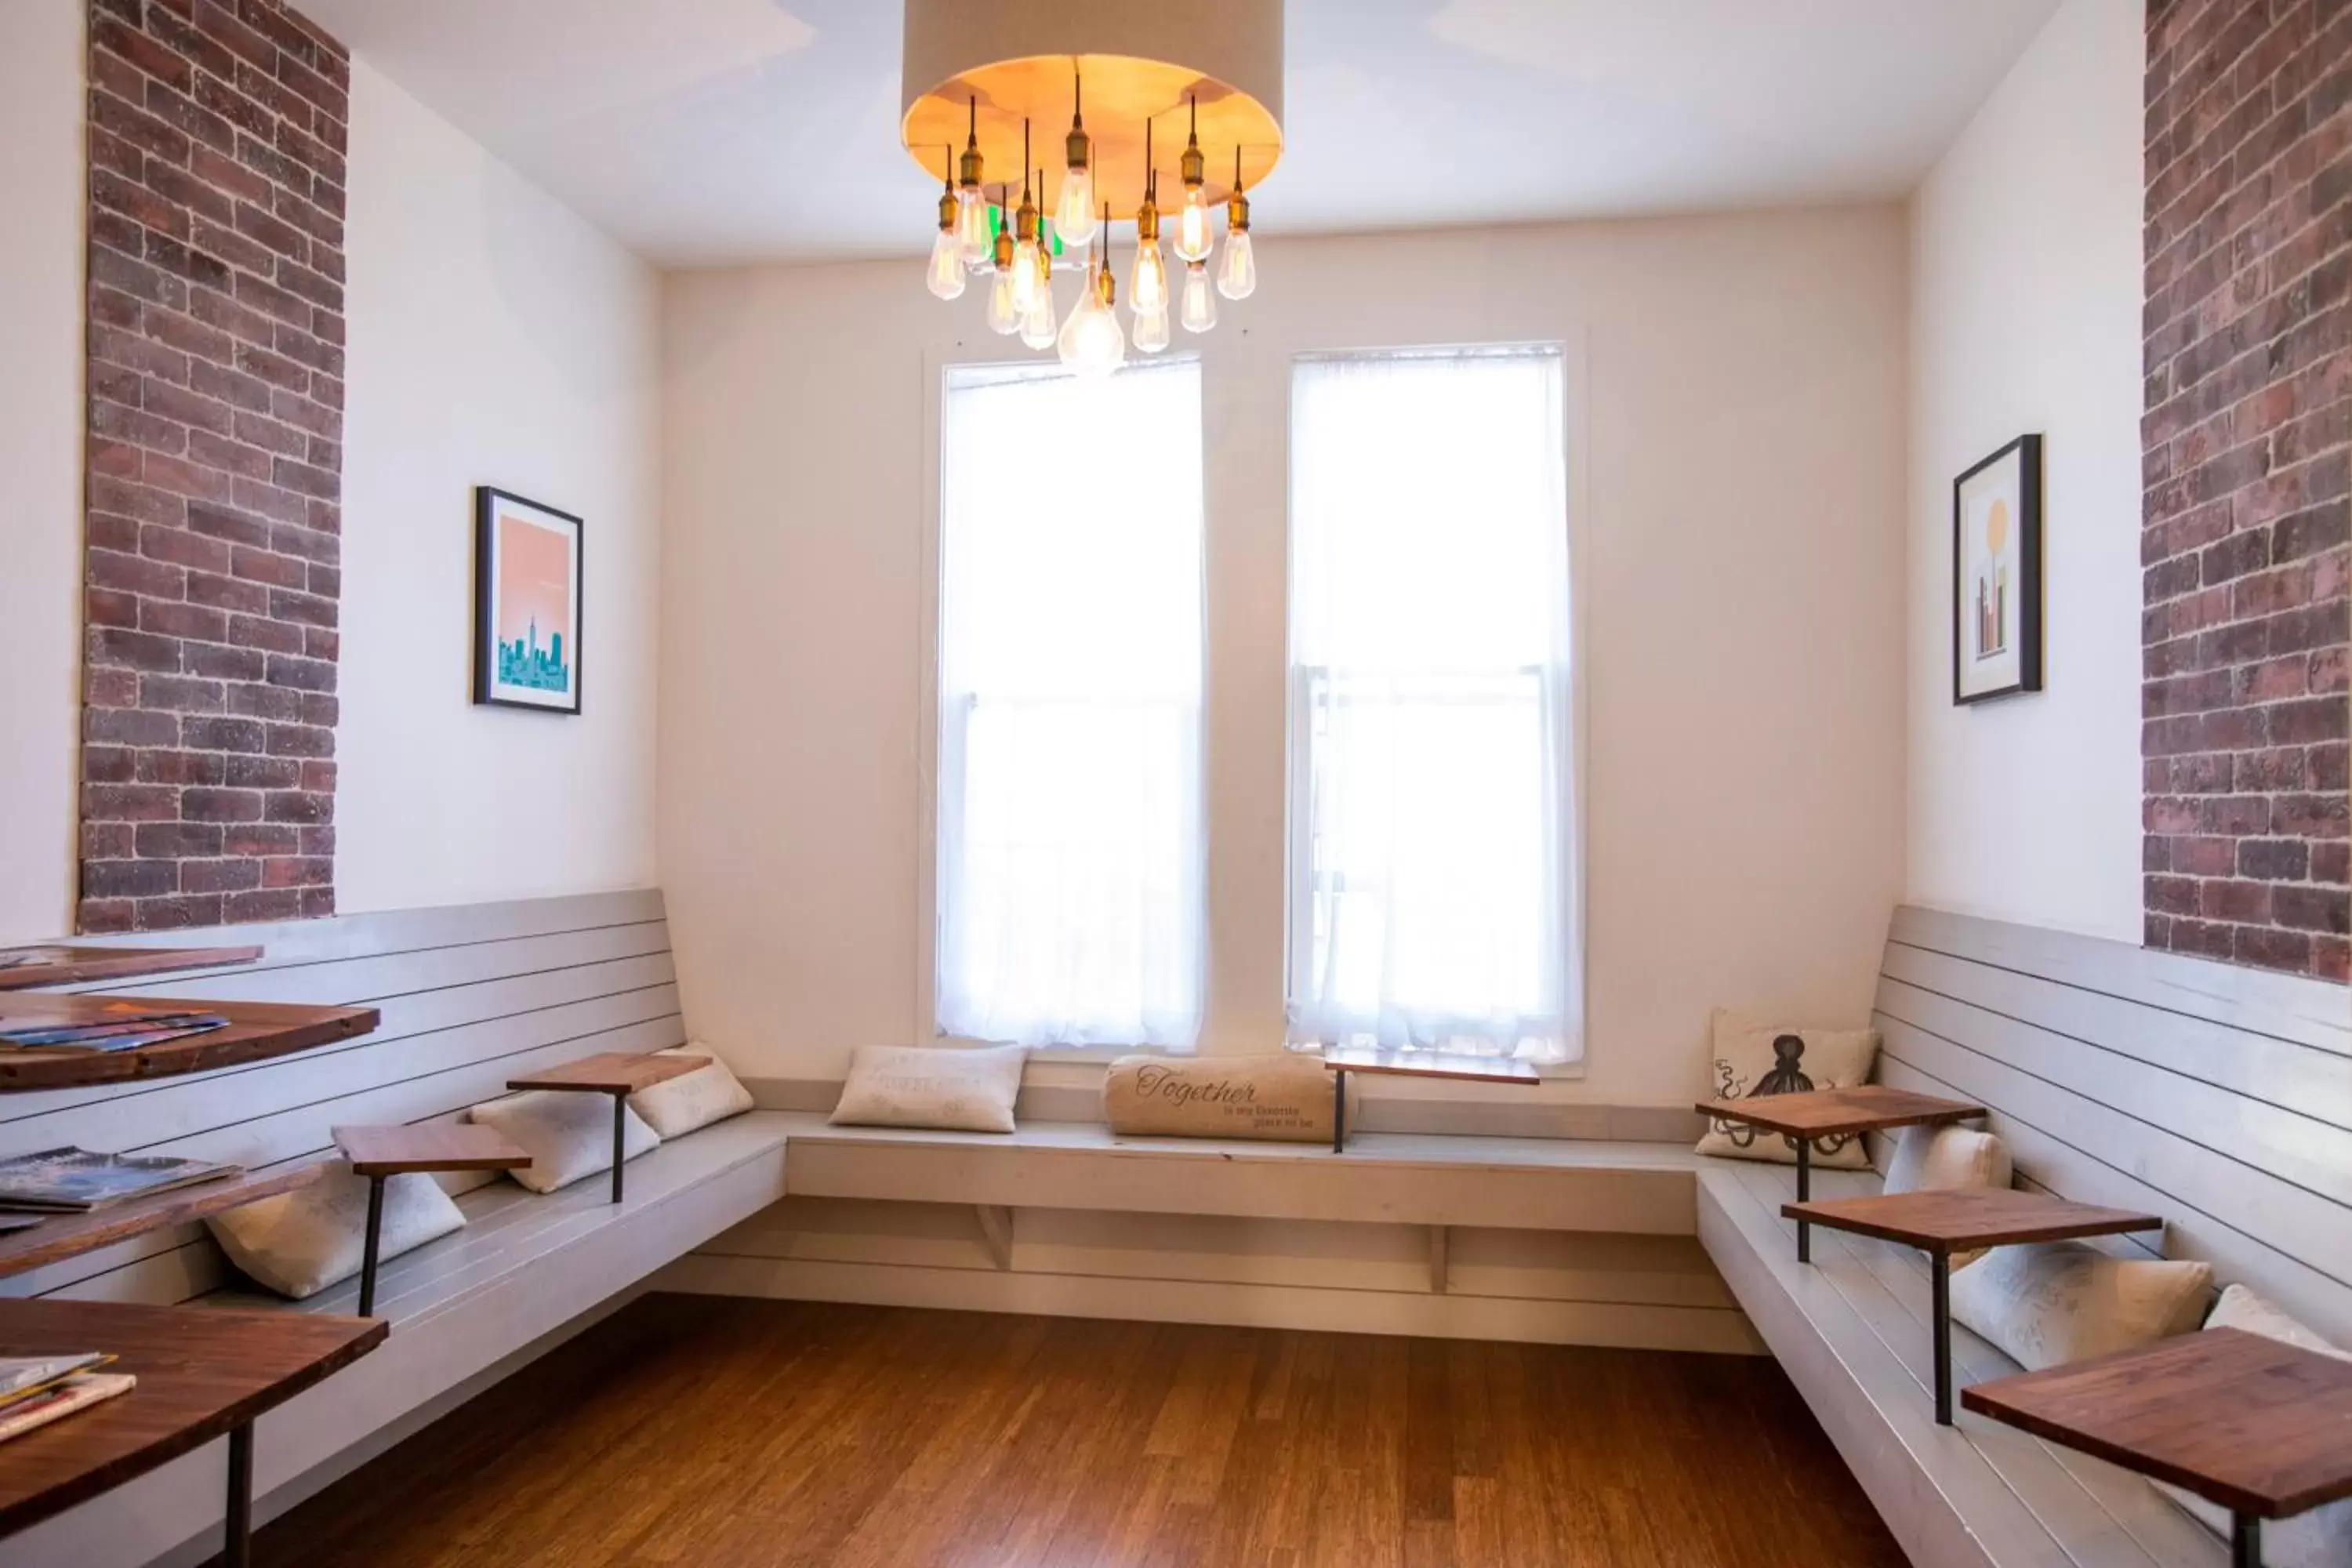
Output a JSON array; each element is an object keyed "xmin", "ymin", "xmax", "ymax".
[{"xmin": 659, "ymin": 1254, "xmax": 1763, "ymax": 1356}]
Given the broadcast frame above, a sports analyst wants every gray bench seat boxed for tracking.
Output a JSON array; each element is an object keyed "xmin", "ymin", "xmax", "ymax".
[{"xmin": 1698, "ymin": 1160, "xmax": 2224, "ymax": 1568}]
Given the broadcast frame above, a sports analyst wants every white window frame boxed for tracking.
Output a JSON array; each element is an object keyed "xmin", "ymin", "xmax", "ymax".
[{"xmin": 1281, "ymin": 343, "xmax": 1589, "ymax": 1072}]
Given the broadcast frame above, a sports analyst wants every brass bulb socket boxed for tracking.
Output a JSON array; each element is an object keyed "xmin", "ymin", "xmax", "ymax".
[
  {"xmin": 1096, "ymin": 267, "xmax": 1116, "ymax": 310},
  {"xmin": 1180, "ymin": 142, "xmax": 1205, "ymax": 187},
  {"xmin": 1136, "ymin": 202, "xmax": 1160, "ymax": 243},
  {"xmin": 1015, "ymin": 201, "xmax": 1038, "ymax": 243},
  {"xmin": 993, "ymin": 228, "xmax": 1014, "ymax": 270},
  {"xmin": 938, "ymin": 191, "xmax": 959, "ymax": 230},
  {"xmin": 1065, "ymin": 126, "xmax": 1091, "ymax": 171},
  {"xmin": 1226, "ymin": 191, "xmax": 1250, "ymax": 233},
  {"xmin": 959, "ymin": 145, "xmax": 984, "ymax": 189}
]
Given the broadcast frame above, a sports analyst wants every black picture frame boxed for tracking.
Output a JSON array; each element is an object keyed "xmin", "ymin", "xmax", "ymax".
[
  {"xmin": 1951, "ymin": 434, "xmax": 2043, "ymax": 706},
  {"xmin": 472, "ymin": 486, "xmax": 584, "ymax": 716}
]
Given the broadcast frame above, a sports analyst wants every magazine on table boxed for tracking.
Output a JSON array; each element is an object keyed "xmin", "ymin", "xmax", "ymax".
[
  {"xmin": 0, "ymin": 1354, "xmax": 112, "ymax": 1404},
  {"xmin": 0, "ymin": 1148, "xmax": 241, "ymax": 1212},
  {"xmin": 0, "ymin": 1372, "xmax": 137, "ymax": 1444},
  {"xmin": 0, "ymin": 1000, "xmax": 231, "ymax": 1054}
]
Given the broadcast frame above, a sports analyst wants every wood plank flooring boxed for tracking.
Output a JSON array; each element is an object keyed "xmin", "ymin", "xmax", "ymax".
[{"xmin": 255, "ymin": 1294, "xmax": 1903, "ymax": 1566}]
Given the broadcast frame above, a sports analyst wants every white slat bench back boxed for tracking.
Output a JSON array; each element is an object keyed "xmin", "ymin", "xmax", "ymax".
[
  {"xmin": 0, "ymin": 889, "xmax": 684, "ymax": 1307},
  {"xmin": 1871, "ymin": 904, "xmax": 2352, "ymax": 1343}
]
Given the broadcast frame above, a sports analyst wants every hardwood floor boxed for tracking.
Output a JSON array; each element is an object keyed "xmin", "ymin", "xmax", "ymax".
[{"xmin": 256, "ymin": 1294, "xmax": 1904, "ymax": 1566}]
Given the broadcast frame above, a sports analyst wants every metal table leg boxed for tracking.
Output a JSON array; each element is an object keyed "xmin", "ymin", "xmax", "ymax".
[
  {"xmin": 1795, "ymin": 1138, "xmax": 1813, "ymax": 1263},
  {"xmin": 1330, "ymin": 1070, "xmax": 1348, "ymax": 1154},
  {"xmin": 1932, "ymin": 1250, "xmax": 1954, "ymax": 1425},
  {"xmin": 356, "ymin": 1172, "xmax": 387, "ymax": 1317},
  {"xmin": 610, "ymin": 1093, "xmax": 626, "ymax": 1203},
  {"xmin": 2233, "ymin": 1513, "xmax": 2262, "ymax": 1568},
  {"xmin": 223, "ymin": 1421, "xmax": 253, "ymax": 1568}
]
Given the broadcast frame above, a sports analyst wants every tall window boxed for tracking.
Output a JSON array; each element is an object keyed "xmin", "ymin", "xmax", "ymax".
[
  {"xmin": 936, "ymin": 360, "xmax": 1205, "ymax": 1049},
  {"xmin": 1287, "ymin": 348, "xmax": 1579, "ymax": 1065}
]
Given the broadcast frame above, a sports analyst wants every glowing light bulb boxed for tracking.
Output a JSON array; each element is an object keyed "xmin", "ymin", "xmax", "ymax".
[
  {"xmin": 1020, "ymin": 270, "xmax": 1058, "ymax": 350},
  {"xmin": 1181, "ymin": 262, "xmax": 1216, "ymax": 332},
  {"xmin": 1174, "ymin": 185, "xmax": 1213, "ymax": 264},
  {"xmin": 1131, "ymin": 236, "xmax": 1167, "ymax": 316},
  {"xmin": 1217, "ymin": 227, "xmax": 1255, "ymax": 300},
  {"xmin": 1055, "ymin": 164, "xmax": 1096, "ymax": 249},
  {"xmin": 1058, "ymin": 268, "xmax": 1125, "ymax": 377},
  {"xmin": 1133, "ymin": 304, "xmax": 1170, "ymax": 355},
  {"xmin": 927, "ymin": 227, "xmax": 966, "ymax": 301},
  {"xmin": 985, "ymin": 267, "xmax": 1020, "ymax": 335},
  {"xmin": 1011, "ymin": 238, "xmax": 1043, "ymax": 315},
  {"xmin": 956, "ymin": 187, "xmax": 992, "ymax": 270}
]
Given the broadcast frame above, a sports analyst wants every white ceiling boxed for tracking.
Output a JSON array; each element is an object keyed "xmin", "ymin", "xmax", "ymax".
[{"xmin": 299, "ymin": 0, "xmax": 2061, "ymax": 267}]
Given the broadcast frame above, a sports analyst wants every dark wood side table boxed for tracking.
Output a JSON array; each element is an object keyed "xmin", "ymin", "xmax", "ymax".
[
  {"xmin": 505, "ymin": 1052, "xmax": 701, "ymax": 1202},
  {"xmin": 1319, "ymin": 1046, "xmax": 1541, "ymax": 1153},
  {"xmin": 0, "ymin": 943, "xmax": 261, "ymax": 991},
  {"xmin": 1965, "ymin": 1327, "xmax": 2352, "ymax": 1567},
  {"xmin": 1694, "ymin": 1085, "xmax": 1986, "ymax": 1261},
  {"xmin": 0, "ymin": 994, "xmax": 379, "ymax": 1092},
  {"xmin": 0, "ymin": 1298, "xmax": 384, "ymax": 1567},
  {"xmin": 1784, "ymin": 1187, "xmax": 2163, "ymax": 1425},
  {"xmin": 332, "ymin": 1124, "xmax": 533, "ymax": 1316}
]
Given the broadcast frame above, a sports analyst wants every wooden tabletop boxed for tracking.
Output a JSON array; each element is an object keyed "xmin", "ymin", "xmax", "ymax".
[
  {"xmin": 1962, "ymin": 1327, "xmax": 2352, "ymax": 1519},
  {"xmin": 0, "ymin": 1161, "xmax": 325, "ymax": 1282},
  {"xmin": 1321, "ymin": 1046, "xmax": 1543, "ymax": 1085},
  {"xmin": 1694, "ymin": 1085, "xmax": 1986, "ymax": 1140},
  {"xmin": 0, "ymin": 945, "xmax": 262, "ymax": 992},
  {"xmin": 333, "ymin": 1123, "xmax": 532, "ymax": 1176},
  {"xmin": 1782, "ymin": 1187, "xmax": 2162, "ymax": 1253},
  {"xmin": 506, "ymin": 1051, "xmax": 701, "ymax": 1095},
  {"xmin": 0, "ymin": 1298, "xmax": 385, "ymax": 1537},
  {"xmin": 0, "ymin": 996, "xmax": 379, "ymax": 1093}
]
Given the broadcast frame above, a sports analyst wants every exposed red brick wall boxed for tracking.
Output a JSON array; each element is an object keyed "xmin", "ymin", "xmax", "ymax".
[
  {"xmin": 78, "ymin": 0, "xmax": 350, "ymax": 934},
  {"xmin": 2142, "ymin": 0, "xmax": 2350, "ymax": 980}
]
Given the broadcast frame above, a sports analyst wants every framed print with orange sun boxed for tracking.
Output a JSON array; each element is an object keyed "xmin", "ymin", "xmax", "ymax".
[{"xmin": 1952, "ymin": 434, "xmax": 2042, "ymax": 704}]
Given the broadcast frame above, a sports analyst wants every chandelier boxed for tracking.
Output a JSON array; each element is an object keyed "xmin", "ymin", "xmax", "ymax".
[{"xmin": 901, "ymin": 0, "xmax": 1283, "ymax": 376}]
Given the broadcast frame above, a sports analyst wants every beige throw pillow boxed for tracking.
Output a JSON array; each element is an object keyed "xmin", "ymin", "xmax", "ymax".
[
  {"xmin": 1103, "ymin": 1054, "xmax": 1348, "ymax": 1142},
  {"xmin": 1884, "ymin": 1124, "xmax": 2012, "ymax": 1194},
  {"xmin": 627, "ymin": 1044, "xmax": 755, "ymax": 1139},
  {"xmin": 470, "ymin": 1091, "xmax": 660, "ymax": 1193},
  {"xmin": 830, "ymin": 1044, "xmax": 1026, "ymax": 1134},
  {"xmin": 1694, "ymin": 1008, "xmax": 1878, "ymax": 1168},
  {"xmin": 1950, "ymin": 1241, "xmax": 2212, "ymax": 1372},
  {"xmin": 208, "ymin": 1163, "xmax": 464, "ymax": 1301},
  {"xmin": 2154, "ymin": 1286, "xmax": 2352, "ymax": 1568}
]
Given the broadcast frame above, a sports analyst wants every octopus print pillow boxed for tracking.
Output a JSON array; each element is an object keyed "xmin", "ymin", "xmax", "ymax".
[{"xmin": 1693, "ymin": 1008, "xmax": 1879, "ymax": 1168}]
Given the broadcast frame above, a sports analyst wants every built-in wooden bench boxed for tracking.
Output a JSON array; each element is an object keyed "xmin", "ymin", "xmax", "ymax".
[
  {"xmin": 0, "ymin": 890, "xmax": 789, "ymax": 1568},
  {"xmin": 1694, "ymin": 905, "xmax": 2352, "ymax": 1568}
]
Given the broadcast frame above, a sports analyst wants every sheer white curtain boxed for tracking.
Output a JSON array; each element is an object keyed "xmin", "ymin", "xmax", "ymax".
[
  {"xmin": 1286, "ymin": 348, "xmax": 1580, "ymax": 1065},
  {"xmin": 936, "ymin": 359, "xmax": 1205, "ymax": 1049}
]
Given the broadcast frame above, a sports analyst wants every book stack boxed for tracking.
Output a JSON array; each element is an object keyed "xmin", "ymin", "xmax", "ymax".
[
  {"xmin": 0, "ymin": 1355, "xmax": 136, "ymax": 1445},
  {"xmin": 0, "ymin": 1149, "xmax": 241, "ymax": 1214},
  {"xmin": 0, "ymin": 1001, "xmax": 230, "ymax": 1054}
]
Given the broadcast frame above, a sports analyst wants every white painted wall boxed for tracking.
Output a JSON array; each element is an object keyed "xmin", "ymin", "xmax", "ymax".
[
  {"xmin": 0, "ymin": 0, "xmax": 85, "ymax": 946},
  {"xmin": 336, "ymin": 62, "xmax": 662, "ymax": 911},
  {"xmin": 0, "ymin": 38, "xmax": 662, "ymax": 937},
  {"xmin": 660, "ymin": 208, "xmax": 1911, "ymax": 1111},
  {"xmin": 1906, "ymin": 0, "xmax": 2147, "ymax": 941}
]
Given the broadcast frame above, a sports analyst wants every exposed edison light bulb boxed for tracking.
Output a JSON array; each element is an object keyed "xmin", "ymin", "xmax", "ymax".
[
  {"xmin": 1133, "ymin": 303, "xmax": 1171, "ymax": 354},
  {"xmin": 1172, "ymin": 98, "xmax": 1212, "ymax": 263},
  {"xmin": 1054, "ymin": 71, "xmax": 1098, "ymax": 249},
  {"xmin": 1218, "ymin": 152, "xmax": 1257, "ymax": 300},
  {"xmin": 985, "ymin": 219, "xmax": 1020, "ymax": 335},
  {"xmin": 927, "ymin": 226, "xmax": 967, "ymax": 301},
  {"xmin": 1011, "ymin": 135, "xmax": 1043, "ymax": 316},
  {"xmin": 1058, "ymin": 238, "xmax": 1126, "ymax": 378},
  {"xmin": 955, "ymin": 100, "xmax": 991, "ymax": 269},
  {"xmin": 1131, "ymin": 186, "xmax": 1168, "ymax": 317},
  {"xmin": 927, "ymin": 149, "xmax": 965, "ymax": 300},
  {"xmin": 1020, "ymin": 247, "xmax": 1058, "ymax": 350},
  {"xmin": 1180, "ymin": 261, "xmax": 1216, "ymax": 332}
]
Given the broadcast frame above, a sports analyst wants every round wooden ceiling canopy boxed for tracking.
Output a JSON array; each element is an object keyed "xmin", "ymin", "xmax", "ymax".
[{"xmin": 900, "ymin": 0, "xmax": 1284, "ymax": 216}]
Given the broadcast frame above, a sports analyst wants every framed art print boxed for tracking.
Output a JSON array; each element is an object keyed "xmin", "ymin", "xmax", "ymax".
[
  {"xmin": 473, "ymin": 487, "xmax": 583, "ymax": 714},
  {"xmin": 1952, "ymin": 434, "xmax": 2042, "ymax": 705}
]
